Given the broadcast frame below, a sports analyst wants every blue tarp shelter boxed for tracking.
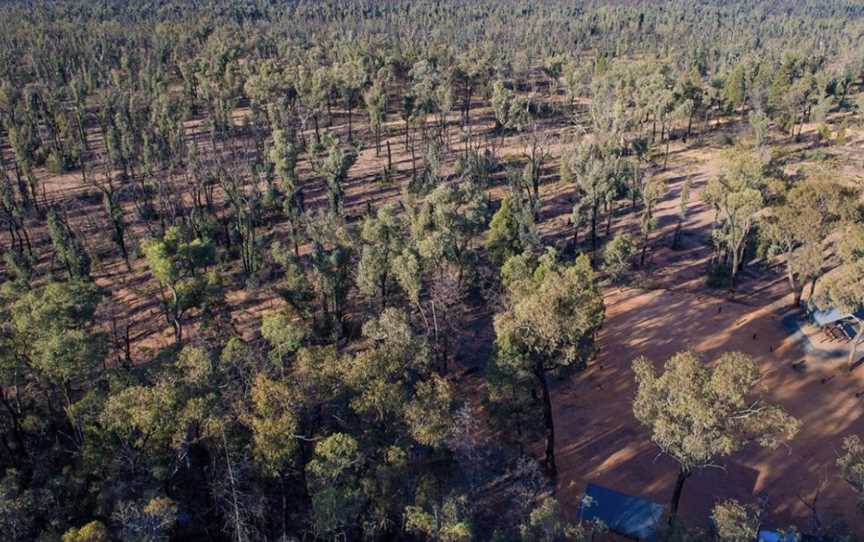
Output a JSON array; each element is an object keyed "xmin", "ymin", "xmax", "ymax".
[
  {"xmin": 759, "ymin": 530, "xmax": 799, "ymax": 542},
  {"xmin": 579, "ymin": 483, "xmax": 664, "ymax": 541}
]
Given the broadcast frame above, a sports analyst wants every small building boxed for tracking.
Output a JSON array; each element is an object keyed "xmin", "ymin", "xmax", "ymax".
[
  {"xmin": 808, "ymin": 303, "xmax": 864, "ymax": 344},
  {"xmin": 758, "ymin": 529, "xmax": 799, "ymax": 542},
  {"xmin": 579, "ymin": 483, "xmax": 665, "ymax": 541}
]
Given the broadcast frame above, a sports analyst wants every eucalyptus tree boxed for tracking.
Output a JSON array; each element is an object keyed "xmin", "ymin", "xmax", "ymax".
[
  {"xmin": 6, "ymin": 122, "xmax": 39, "ymax": 211},
  {"xmin": 363, "ymin": 78, "xmax": 386, "ymax": 156},
  {"xmin": 491, "ymin": 79, "xmax": 515, "ymax": 133},
  {"xmin": 602, "ymin": 232, "xmax": 636, "ymax": 283},
  {"xmin": 560, "ymin": 141, "xmax": 618, "ymax": 254},
  {"xmin": 312, "ymin": 132, "xmax": 358, "ymax": 216},
  {"xmin": 723, "ymin": 62, "xmax": 749, "ymax": 118},
  {"xmin": 3, "ymin": 279, "xmax": 107, "ymax": 450},
  {"xmin": 218, "ymin": 166, "xmax": 262, "ymax": 276},
  {"xmin": 761, "ymin": 177, "xmax": 858, "ymax": 306},
  {"xmin": 671, "ymin": 178, "xmax": 690, "ymax": 250},
  {"xmin": 638, "ymin": 176, "xmax": 666, "ymax": 266},
  {"xmin": 243, "ymin": 59, "xmax": 291, "ymax": 125},
  {"xmin": 269, "ymin": 127, "xmax": 304, "ymax": 255},
  {"xmin": 392, "ymin": 181, "xmax": 489, "ymax": 369},
  {"xmin": 304, "ymin": 210, "xmax": 355, "ymax": 343},
  {"xmin": 674, "ymin": 66, "xmax": 705, "ymax": 141},
  {"xmin": 748, "ymin": 108, "xmax": 771, "ymax": 147},
  {"xmin": 454, "ymin": 46, "xmax": 492, "ymax": 126},
  {"xmin": 296, "ymin": 63, "xmax": 332, "ymax": 145},
  {"xmin": 485, "ymin": 179, "xmax": 538, "ymax": 266},
  {"xmin": 702, "ymin": 147, "xmax": 769, "ymax": 288},
  {"xmin": 334, "ymin": 57, "xmax": 367, "ymax": 141},
  {"xmin": 142, "ymin": 227, "xmax": 218, "ymax": 345},
  {"xmin": 633, "ymin": 351, "xmax": 799, "ymax": 528},
  {"xmin": 47, "ymin": 209, "xmax": 91, "ymax": 281},
  {"xmin": 490, "ymin": 250, "xmax": 604, "ymax": 477},
  {"xmin": 0, "ymin": 169, "xmax": 33, "ymax": 261},
  {"xmin": 712, "ymin": 500, "xmax": 762, "ymax": 542},
  {"xmin": 356, "ymin": 203, "xmax": 405, "ymax": 312},
  {"xmin": 838, "ymin": 434, "xmax": 864, "ymax": 508}
]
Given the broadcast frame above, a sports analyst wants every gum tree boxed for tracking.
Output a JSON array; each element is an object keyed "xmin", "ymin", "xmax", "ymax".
[
  {"xmin": 633, "ymin": 351, "xmax": 799, "ymax": 528},
  {"xmin": 490, "ymin": 250, "xmax": 604, "ymax": 478}
]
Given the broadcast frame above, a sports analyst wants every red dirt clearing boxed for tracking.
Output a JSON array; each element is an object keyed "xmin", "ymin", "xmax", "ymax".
[{"xmin": 552, "ymin": 286, "xmax": 864, "ymax": 533}]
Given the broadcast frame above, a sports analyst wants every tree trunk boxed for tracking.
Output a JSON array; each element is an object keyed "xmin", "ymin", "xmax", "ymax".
[
  {"xmin": 785, "ymin": 261, "xmax": 803, "ymax": 307},
  {"xmin": 375, "ymin": 123, "xmax": 380, "ymax": 157},
  {"xmin": 606, "ymin": 202, "xmax": 613, "ymax": 237},
  {"xmin": 730, "ymin": 243, "xmax": 743, "ymax": 290},
  {"xmin": 686, "ymin": 109, "xmax": 694, "ymax": 141},
  {"xmin": 664, "ymin": 138, "xmax": 670, "ymax": 170},
  {"xmin": 667, "ymin": 468, "xmax": 691, "ymax": 529},
  {"xmin": 848, "ymin": 325, "xmax": 864, "ymax": 371},
  {"xmin": 386, "ymin": 141, "xmax": 393, "ymax": 173},
  {"xmin": 640, "ymin": 236, "xmax": 649, "ymax": 267},
  {"xmin": 221, "ymin": 428, "xmax": 246, "ymax": 542},
  {"xmin": 536, "ymin": 367, "xmax": 557, "ymax": 479},
  {"xmin": 672, "ymin": 220, "xmax": 682, "ymax": 249}
]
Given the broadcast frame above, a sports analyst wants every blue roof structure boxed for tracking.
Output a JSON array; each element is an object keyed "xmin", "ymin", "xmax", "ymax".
[
  {"xmin": 579, "ymin": 483, "xmax": 665, "ymax": 541},
  {"xmin": 758, "ymin": 530, "xmax": 799, "ymax": 542}
]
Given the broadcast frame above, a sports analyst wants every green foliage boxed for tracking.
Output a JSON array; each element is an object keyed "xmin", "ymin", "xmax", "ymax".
[
  {"xmin": 405, "ymin": 494, "xmax": 473, "ymax": 542},
  {"xmin": 269, "ymin": 127, "xmax": 300, "ymax": 194},
  {"xmin": 305, "ymin": 210, "xmax": 355, "ymax": 340},
  {"xmin": 342, "ymin": 308, "xmax": 452, "ymax": 441},
  {"xmin": 3, "ymin": 1, "xmax": 864, "ymax": 539},
  {"xmin": 485, "ymin": 193, "xmax": 537, "ymax": 265},
  {"xmin": 142, "ymin": 226, "xmax": 218, "ymax": 343},
  {"xmin": 495, "ymin": 251, "xmax": 604, "ymax": 373},
  {"xmin": 490, "ymin": 250, "xmax": 604, "ymax": 475},
  {"xmin": 314, "ymin": 132, "xmax": 358, "ymax": 215},
  {"xmin": 260, "ymin": 311, "xmax": 308, "ymax": 365},
  {"xmin": 602, "ymin": 232, "xmax": 636, "ymax": 282},
  {"xmin": 816, "ymin": 222, "xmax": 864, "ymax": 364},
  {"xmin": 633, "ymin": 350, "xmax": 799, "ymax": 526},
  {"xmin": 306, "ymin": 433, "xmax": 365, "ymax": 538},
  {"xmin": 633, "ymin": 351, "xmax": 799, "ymax": 473},
  {"xmin": 247, "ymin": 373, "xmax": 300, "ymax": 476},
  {"xmin": 113, "ymin": 496, "xmax": 178, "ymax": 542},
  {"xmin": 62, "ymin": 521, "xmax": 109, "ymax": 542},
  {"xmin": 703, "ymin": 147, "xmax": 769, "ymax": 287},
  {"xmin": 8, "ymin": 280, "xmax": 106, "ymax": 389},
  {"xmin": 519, "ymin": 495, "xmax": 605, "ymax": 542},
  {"xmin": 711, "ymin": 500, "xmax": 761, "ymax": 542},
  {"xmin": 356, "ymin": 203, "xmax": 405, "ymax": 311},
  {"xmin": 837, "ymin": 434, "xmax": 864, "ymax": 508},
  {"xmin": 47, "ymin": 209, "xmax": 91, "ymax": 281},
  {"xmin": 748, "ymin": 109, "xmax": 770, "ymax": 147}
]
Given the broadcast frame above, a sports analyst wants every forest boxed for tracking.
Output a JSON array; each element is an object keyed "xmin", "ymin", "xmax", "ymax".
[{"xmin": 1, "ymin": 0, "xmax": 864, "ymax": 540}]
